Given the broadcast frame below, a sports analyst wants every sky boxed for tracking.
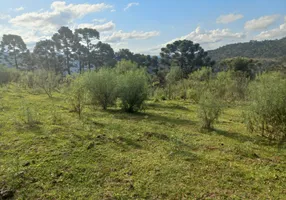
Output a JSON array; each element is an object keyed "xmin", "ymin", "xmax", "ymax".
[{"xmin": 0, "ymin": 0, "xmax": 285, "ymax": 55}]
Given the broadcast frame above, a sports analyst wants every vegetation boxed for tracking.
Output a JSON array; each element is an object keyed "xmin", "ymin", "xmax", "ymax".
[
  {"xmin": 0, "ymin": 83, "xmax": 285, "ymax": 199},
  {"xmin": 0, "ymin": 26, "xmax": 285, "ymax": 199},
  {"xmin": 208, "ymin": 37, "xmax": 286, "ymax": 61},
  {"xmin": 246, "ymin": 72, "xmax": 286, "ymax": 144},
  {"xmin": 86, "ymin": 68, "xmax": 118, "ymax": 110},
  {"xmin": 160, "ymin": 40, "xmax": 215, "ymax": 76},
  {"xmin": 118, "ymin": 68, "xmax": 148, "ymax": 112}
]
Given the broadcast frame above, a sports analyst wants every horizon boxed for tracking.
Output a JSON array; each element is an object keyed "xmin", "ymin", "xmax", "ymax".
[{"xmin": 0, "ymin": 0, "xmax": 285, "ymax": 55}]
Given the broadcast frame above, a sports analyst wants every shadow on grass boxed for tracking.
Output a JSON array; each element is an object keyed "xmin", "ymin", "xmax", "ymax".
[
  {"xmin": 109, "ymin": 111, "xmax": 195, "ymax": 126},
  {"xmin": 169, "ymin": 150, "xmax": 199, "ymax": 162},
  {"xmin": 148, "ymin": 103, "xmax": 189, "ymax": 111},
  {"xmin": 213, "ymin": 129, "xmax": 271, "ymax": 146},
  {"xmin": 113, "ymin": 136, "xmax": 142, "ymax": 149}
]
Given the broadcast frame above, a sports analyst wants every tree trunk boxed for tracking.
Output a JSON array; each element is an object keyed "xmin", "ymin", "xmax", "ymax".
[
  {"xmin": 67, "ymin": 55, "xmax": 71, "ymax": 75},
  {"xmin": 88, "ymin": 61, "xmax": 91, "ymax": 71},
  {"xmin": 14, "ymin": 54, "xmax": 18, "ymax": 69},
  {"xmin": 79, "ymin": 60, "xmax": 82, "ymax": 74}
]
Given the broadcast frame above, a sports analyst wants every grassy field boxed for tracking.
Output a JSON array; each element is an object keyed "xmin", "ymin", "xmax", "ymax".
[{"xmin": 0, "ymin": 84, "xmax": 285, "ymax": 199}]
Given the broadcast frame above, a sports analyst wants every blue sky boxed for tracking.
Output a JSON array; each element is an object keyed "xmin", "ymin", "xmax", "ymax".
[{"xmin": 0, "ymin": 0, "xmax": 285, "ymax": 55}]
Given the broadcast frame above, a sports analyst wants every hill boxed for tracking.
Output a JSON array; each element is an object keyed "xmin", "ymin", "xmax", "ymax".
[{"xmin": 208, "ymin": 37, "xmax": 286, "ymax": 62}]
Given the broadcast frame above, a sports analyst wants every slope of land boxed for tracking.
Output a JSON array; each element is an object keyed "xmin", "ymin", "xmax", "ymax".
[
  {"xmin": 0, "ymin": 84, "xmax": 285, "ymax": 199},
  {"xmin": 208, "ymin": 37, "xmax": 286, "ymax": 62}
]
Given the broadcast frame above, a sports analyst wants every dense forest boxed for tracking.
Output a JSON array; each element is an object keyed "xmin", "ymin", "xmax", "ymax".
[{"xmin": 208, "ymin": 37, "xmax": 286, "ymax": 61}]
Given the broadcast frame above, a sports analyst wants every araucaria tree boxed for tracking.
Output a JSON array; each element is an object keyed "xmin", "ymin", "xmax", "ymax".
[
  {"xmin": 74, "ymin": 28, "xmax": 100, "ymax": 71},
  {"xmin": 1, "ymin": 34, "xmax": 27, "ymax": 69},
  {"xmin": 33, "ymin": 40, "xmax": 62, "ymax": 72},
  {"xmin": 160, "ymin": 40, "xmax": 214, "ymax": 76},
  {"xmin": 52, "ymin": 27, "xmax": 74, "ymax": 74}
]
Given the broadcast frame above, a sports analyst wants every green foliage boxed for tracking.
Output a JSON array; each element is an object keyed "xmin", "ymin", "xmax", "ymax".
[
  {"xmin": 220, "ymin": 57, "xmax": 257, "ymax": 78},
  {"xmin": 160, "ymin": 40, "xmax": 214, "ymax": 75},
  {"xmin": 67, "ymin": 74, "xmax": 87, "ymax": 118},
  {"xmin": 118, "ymin": 69, "xmax": 148, "ymax": 112},
  {"xmin": 18, "ymin": 103, "xmax": 40, "ymax": 127},
  {"xmin": 86, "ymin": 68, "xmax": 118, "ymax": 110},
  {"xmin": 198, "ymin": 89, "xmax": 223, "ymax": 130},
  {"xmin": 1, "ymin": 34, "xmax": 27, "ymax": 69},
  {"xmin": 33, "ymin": 69, "xmax": 61, "ymax": 98},
  {"xmin": 215, "ymin": 70, "xmax": 249, "ymax": 102},
  {"xmin": 0, "ymin": 84, "xmax": 285, "ymax": 199},
  {"xmin": 0, "ymin": 65, "xmax": 20, "ymax": 84},
  {"xmin": 208, "ymin": 37, "xmax": 286, "ymax": 61},
  {"xmin": 188, "ymin": 67, "xmax": 212, "ymax": 103},
  {"xmin": 246, "ymin": 72, "xmax": 286, "ymax": 143},
  {"xmin": 115, "ymin": 59, "xmax": 138, "ymax": 74},
  {"xmin": 166, "ymin": 66, "xmax": 183, "ymax": 99}
]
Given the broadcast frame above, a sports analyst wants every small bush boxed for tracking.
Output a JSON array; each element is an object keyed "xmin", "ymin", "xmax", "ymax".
[
  {"xmin": 19, "ymin": 104, "xmax": 41, "ymax": 127},
  {"xmin": 67, "ymin": 74, "xmax": 87, "ymax": 118},
  {"xmin": 86, "ymin": 68, "xmax": 118, "ymax": 110},
  {"xmin": 33, "ymin": 69, "xmax": 61, "ymax": 98},
  {"xmin": 215, "ymin": 70, "xmax": 249, "ymax": 102},
  {"xmin": 115, "ymin": 60, "xmax": 138, "ymax": 74},
  {"xmin": 166, "ymin": 66, "xmax": 183, "ymax": 99},
  {"xmin": 246, "ymin": 72, "xmax": 286, "ymax": 143},
  {"xmin": 118, "ymin": 69, "xmax": 148, "ymax": 113},
  {"xmin": 198, "ymin": 89, "xmax": 223, "ymax": 130},
  {"xmin": 0, "ymin": 65, "xmax": 20, "ymax": 85},
  {"xmin": 188, "ymin": 67, "xmax": 212, "ymax": 103}
]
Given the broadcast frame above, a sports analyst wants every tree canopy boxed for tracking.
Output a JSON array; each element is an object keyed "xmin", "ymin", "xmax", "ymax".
[{"xmin": 160, "ymin": 40, "xmax": 215, "ymax": 76}]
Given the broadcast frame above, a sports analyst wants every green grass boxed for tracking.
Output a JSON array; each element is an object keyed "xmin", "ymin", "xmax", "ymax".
[{"xmin": 0, "ymin": 84, "xmax": 285, "ymax": 199}]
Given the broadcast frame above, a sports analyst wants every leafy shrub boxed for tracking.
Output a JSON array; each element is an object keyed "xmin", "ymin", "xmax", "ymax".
[
  {"xmin": 67, "ymin": 74, "xmax": 87, "ymax": 118},
  {"xmin": 153, "ymin": 87, "xmax": 167, "ymax": 101},
  {"xmin": 215, "ymin": 70, "xmax": 249, "ymax": 102},
  {"xmin": 20, "ymin": 71, "xmax": 35, "ymax": 88},
  {"xmin": 86, "ymin": 68, "xmax": 118, "ymax": 110},
  {"xmin": 246, "ymin": 72, "xmax": 286, "ymax": 143},
  {"xmin": 118, "ymin": 69, "xmax": 148, "ymax": 113},
  {"xmin": 19, "ymin": 103, "xmax": 41, "ymax": 127},
  {"xmin": 166, "ymin": 66, "xmax": 183, "ymax": 99},
  {"xmin": 188, "ymin": 67, "xmax": 212, "ymax": 103},
  {"xmin": 115, "ymin": 60, "xmax": 138, "ymax": 74},
  {"xmin": 33, "ymin": 69, "xmax": 61, "ymax": 98},
  {"xmin": 0, "ymin": 65, "xmax": 20, "ymax": 85},
  {"xmin": 198, "ymin": 89, "xmax": 223, "ymax": 130}
]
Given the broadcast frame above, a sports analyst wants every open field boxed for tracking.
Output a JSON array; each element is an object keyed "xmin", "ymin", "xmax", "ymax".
[{"xmin": 0, "ymin": 84, "xmax": 285, "ymax": 199}]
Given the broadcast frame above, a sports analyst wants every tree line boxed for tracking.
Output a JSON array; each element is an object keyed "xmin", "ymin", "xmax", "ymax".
[{"xmin": 1, "ymin": 26, "xmax": 215, "ymax": 76}]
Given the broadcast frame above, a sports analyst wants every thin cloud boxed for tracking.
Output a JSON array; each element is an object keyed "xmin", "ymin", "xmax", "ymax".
[
  {"xmin": 124, "ymin": 2, "xmax": 139, "ymax": 11},
  {"xmin": 216, "ymin": 13, "xmax": 243, "ymax": 24},
  {"xmin": 244, "ymin": 15, "xmax": 280, "ymax": 31},
  {"xmin": 15, "ymin": 7, "xmax": 25, "ymax": 12},
  {"xmin": 103, "ymin": 30, "xmax": 160, "ymax": 43},
  {"xmin": 78, "ymin": 21, "xmax": 115, "ymax": 32}
]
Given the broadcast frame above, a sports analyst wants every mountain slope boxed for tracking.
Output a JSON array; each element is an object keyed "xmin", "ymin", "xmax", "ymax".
[{"xmin": 208, "ymin": 37, "xmax": 286, "ymax": 62}]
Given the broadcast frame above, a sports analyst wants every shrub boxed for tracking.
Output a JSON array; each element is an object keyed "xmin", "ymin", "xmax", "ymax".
[
  {"xmin": 198, "ymin": 89, "xmax": 223, "ymax": 130},
  {"xmin": 115, "ymin": 60, "xmax": 138, "ymax": 74},
  {"xmin": 0, "ymin": 65, "xmax": 20, "ymax": 85},
  {"xmin": 86, "ymin": 68, "xmax": 118, "ymax": 110},
  {"xmin": 118, "ymin": 69, "xmax": 148, "ymax": 113},
  {"xmin": 215, "ymin": 70, "xmax": 249, "ymax": 102},
  {"xmin": 67, "ymin": 74, "xmax": 87, "ymax": 118},
  {"xmin": 166, "ymin": 66, "xmax": 183, "ymax": 99},
  {"xmin": 246, "ymin": 72, "xmax": 286, "ymax": 143},
  {"xmin": 188, "ymin": 67, "xmax": 212, "ymax": 103},
  {"xmin": 33, "ymin": 69, "xmax": 61, "ymax": 98},
  {"xmin": 19, "ymin": 103, "xmax": 41, "ymax": 127}
]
